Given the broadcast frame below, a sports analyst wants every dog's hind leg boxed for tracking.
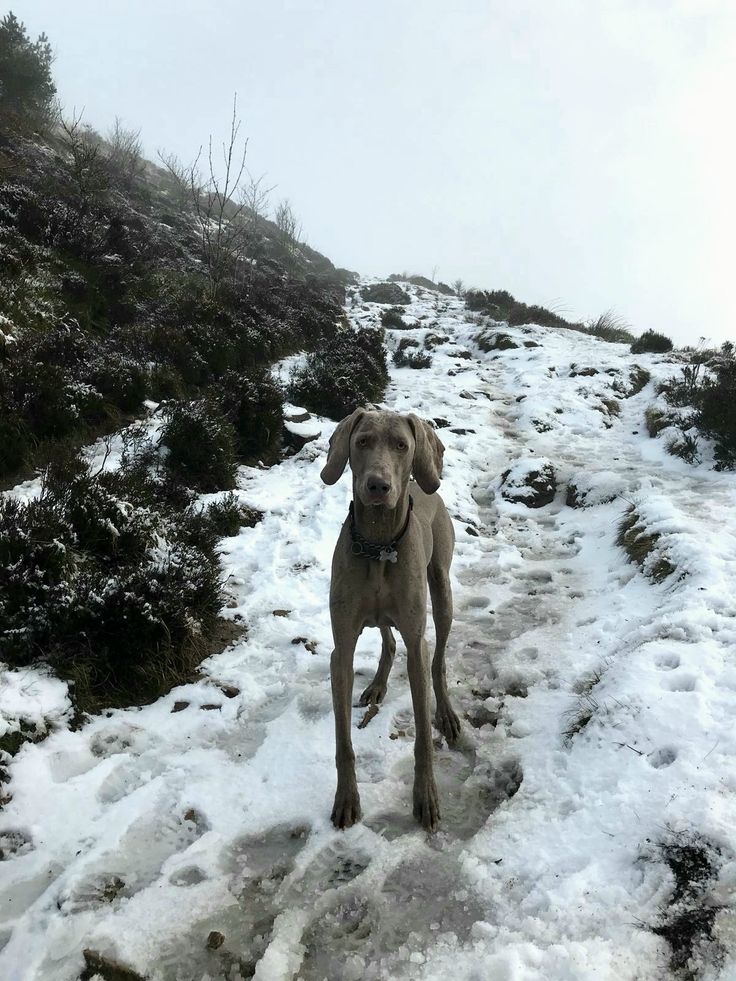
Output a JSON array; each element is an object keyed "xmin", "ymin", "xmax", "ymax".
[
  {"xmin": 428, "ymin": 565, "xmax": 461, "ymax": 745},
  {"xmin": 358, "ymin": 626, "xmax": 396, "ymax": 707}
]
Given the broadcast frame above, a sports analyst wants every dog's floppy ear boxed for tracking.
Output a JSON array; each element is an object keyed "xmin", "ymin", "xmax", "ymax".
[
  {"xmin": 407, "ymin": 414, "xmax": 445, "ymax": 494},
  {"xmin": 320, "ymin": 408, "xmax": 366, "ymax": 485}
]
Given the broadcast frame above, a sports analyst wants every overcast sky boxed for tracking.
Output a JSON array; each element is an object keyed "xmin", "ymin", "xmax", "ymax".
[{"xmin": 12, "ymin": 0, "xmax": 735, "ymax": 345}]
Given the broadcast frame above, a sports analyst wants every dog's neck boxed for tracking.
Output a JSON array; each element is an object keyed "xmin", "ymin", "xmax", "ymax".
[{"xmin": 351, "ymin": 484, "xmax": 412, "ymax": 546}]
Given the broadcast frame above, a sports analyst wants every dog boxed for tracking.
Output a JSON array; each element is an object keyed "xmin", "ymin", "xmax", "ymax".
[{"xmin": 320, "ymin": 408, "xmax": 460, "ymax": 831}]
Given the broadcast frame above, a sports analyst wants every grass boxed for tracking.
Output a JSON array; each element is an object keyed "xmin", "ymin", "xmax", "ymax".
[
  {"xmin": 585, "ymin": 310, "xmax": 635, "ymax": 344},
  {"xmin": 562, "ymin": 694, "xmax": 598, "ymax": 745},
  {"xmin": 648, "ymin": 834, "xmax": 724, "ymax": 979},
  {"xmin": 645, "ymin": 407, "xmax": 671, "ymax": 437},
  {"xmin": 617, "ymin": 508, "xmax": 676, "ymax": 583}
]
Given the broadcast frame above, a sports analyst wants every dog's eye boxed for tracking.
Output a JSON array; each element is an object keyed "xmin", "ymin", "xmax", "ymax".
[
  {"xmin": 396, "ymin": 441, "xmax": 407, "ymax": 450},
  {"xmin": 357, "ymin": 436, "xmax": 368, "ymax": 447}
]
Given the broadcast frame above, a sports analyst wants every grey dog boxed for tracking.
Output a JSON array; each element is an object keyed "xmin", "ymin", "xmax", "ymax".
[{"xmin": 321, "ymin": 408, "xmax": 460, "ymax": 831}]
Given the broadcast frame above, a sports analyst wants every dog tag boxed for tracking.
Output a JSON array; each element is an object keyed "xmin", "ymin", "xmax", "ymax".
[{"xmin": 379, "ymin": 548, "xmax": 398, "ymax": 563}]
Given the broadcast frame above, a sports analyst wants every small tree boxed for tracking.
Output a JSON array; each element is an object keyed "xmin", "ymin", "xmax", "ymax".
[
  {"xmin": 59, "ymin": 111, "xmax": 110, "ymax": 212},
  {"xmin": 189, "ymin": 94, "xmax": 253, "ymax": 295},
  {"xmin": 274, "ymin": 198, "xmax": 302, "ymax": 269},
  {"xmin": 0, "ymin": 12, "xmax": 56, "ymax": 132},
  {"xmin": 106, "ymin": 116, "xmax": 143, "ymax": 190},
  {"xmin": 452, "ymin": 278, "xmax": 465, "ymax": 296},
  {"xmin": 240, "ymin": 171, "xmax": 274, "ymax": 258}
]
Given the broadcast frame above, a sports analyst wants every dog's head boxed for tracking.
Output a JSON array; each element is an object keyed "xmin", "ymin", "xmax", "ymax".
[{"xmin": 320, "ymin": 408, "xmax": 445, "ymax": 507}]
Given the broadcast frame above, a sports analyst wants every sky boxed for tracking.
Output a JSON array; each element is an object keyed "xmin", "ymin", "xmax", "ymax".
[{"xmin": 11, "ymin": 0, "xmax": 735, "ymax": 345}]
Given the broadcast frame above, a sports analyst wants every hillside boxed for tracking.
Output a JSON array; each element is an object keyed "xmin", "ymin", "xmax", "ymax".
[{"xmin": 1, "ymin": 280, "xmax": 735, "ymax": 981}]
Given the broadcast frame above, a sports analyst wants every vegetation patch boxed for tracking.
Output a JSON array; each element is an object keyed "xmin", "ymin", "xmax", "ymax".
[
  {"xmin": 631, "ymin": 330, "xmax": 674, "ymax": 354},
  {"xmin": 289, "ymin": 326, "xmax": 389, "ymax": 420},
  {"xmin": 645, "ymin": 407, "xmax": 672, "ymax": 438},
  {"xmin": 648, "ymin": 834, "xmax": 724, "ymax": 979},
  {"xmin": 381, "ymin": 307, "xmax": 409, "ymax": 329},
  {"xmin": 650, "ymin": 347, "xmax": 736, "ymax": 468},
  {"xmin": 585, "ymin": 311, "xmax": 635, "ymax": 344},
  {"xmin": 500, "ymin": 460, "xmax": 557, "ymax": 508},
  {"xmin": 0, "ymin": 441, "xmax": 252, "ymax": 714},
  {"xmin": 161, "ymin": 400, "xmax": 238, "ymax": 492},
  {"xmin": 617, "ymin": 508, "xmax": 676, "ymax": 582},
  {"xmin": 475, "ymin": 330, "xmax": 519, "ymax": 352},
  {"xmin": 361, "ymin": 282, "xmax": 410, "ymax": 305}
]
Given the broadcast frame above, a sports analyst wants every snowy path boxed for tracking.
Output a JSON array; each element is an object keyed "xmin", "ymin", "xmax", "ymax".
[{"xmin": 1, "ymin": 283, "xmax": 736, "ymax": 980}]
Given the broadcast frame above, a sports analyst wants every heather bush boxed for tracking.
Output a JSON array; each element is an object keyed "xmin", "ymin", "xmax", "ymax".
[
  {"xmin": 160, "ymin": 400, "xmax": 238, "ymax": 491},
  {"xmin": 289, "ymin": 326, "xmax": 389, "ymax": 419},
  {"xmin": 218, "ymin": 368, "xmax": 284, "ymax": 462},
  {"xmin": 631, "ymin": 330, "xmax": 674, "ymax": 354}
]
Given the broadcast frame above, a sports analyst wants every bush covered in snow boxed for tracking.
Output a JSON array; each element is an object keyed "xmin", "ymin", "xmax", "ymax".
[
  {"xmin": 0, "ymin": 447, "xmax": 246, "ymax": 711},
  {"xmin": 289, "ymin": 326, "xmax": 389, "ymax": 420}
]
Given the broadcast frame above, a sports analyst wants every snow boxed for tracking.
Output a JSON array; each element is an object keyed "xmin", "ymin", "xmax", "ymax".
[{"xmin": 1, "ymin": 280, "xmax": 736, "ymax": 979}]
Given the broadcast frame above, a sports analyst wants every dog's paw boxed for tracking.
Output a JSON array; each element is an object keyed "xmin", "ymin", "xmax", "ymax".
[
  {"xmin": 358, "ymin": 679, "xmax": 388, "ymax": 707},
  {"xmin": 435, "ymin": 699, "xmax": 462, "ymax": 746},
  {"xmin": 331, "ymin": 785, "xmax": 362, "ymax": 830},
  {"xmin": 413, "ymin": 778, "xmax": 441, "ymax": 832}
]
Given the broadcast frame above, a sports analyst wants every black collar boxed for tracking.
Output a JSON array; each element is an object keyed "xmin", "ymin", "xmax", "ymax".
[{"xmin": 348, "ymin": 496, "xmax": 413, "ymax": 563}]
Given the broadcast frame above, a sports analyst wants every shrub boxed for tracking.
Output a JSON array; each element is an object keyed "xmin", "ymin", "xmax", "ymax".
[
  {"xmin": 0, "ymin": 449, "xmax": 229, "ymax": 711},
  {"xmin": 289, "ymin": 326, "xmax": 388, "ymax": 420},
  {"xmin": 85, "ymin": 352, "xmax": 148, "ymax": 412},
  {"xmin": 476, "ymin": 331, "xmax": 519, "ymax": 352},
  {"xmin": 0, "ymin": 415, "xmax": 29, "ymax": 474},
  {"xmin": 381, "ymin": 307, "xmax": 408, "ymax": 329},
  {"xmin": 631, "ymin": 330, "xmax": 673, "ymax": 354},
  {"xmin": 361, "ymin": 282, "xmax": 410, "ymax": 305},
  {"xmin": 218, "ymin": 368, "xmax": 284, "ymax": 462},
  {"xmin": 697, "ymin": 353, "xmax": 736, "ymax": 468},
  {"xmin": 161, "ymin": 400, "xmax": 238, "ymax": 491}
]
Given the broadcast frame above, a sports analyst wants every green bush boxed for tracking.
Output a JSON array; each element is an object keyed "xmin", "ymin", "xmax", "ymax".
[
  {"xmin": 0, "ymin": 449, "xmax": 227, "ymax": 711},
  {"xmin": 161, "ymin": 400, "xmax": 238, "ymax": 491},
  {"xmin": 218, "ymin": 367, "xmax": 284, "ymax": 462},
  {"xmin": 381, "ymin": 307, "xmax": 409, "ymax": 329},
  {"xmin": 289, "ymin": 326, "xmax": 389, "ymax": 420},
  {"xmin": 697, "ymin": 352, "xmax": 736, "ymax": 468},
  {"xmin": 631, "ymin": 330, "xmax": 673, "ymax": 354},
  {"xmin": 85, "ymin": 352, "xmax": 148, "ymax": 412}
]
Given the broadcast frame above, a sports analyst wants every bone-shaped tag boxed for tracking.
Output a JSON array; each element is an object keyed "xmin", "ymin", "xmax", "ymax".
[{"xmin": 379, "ymin": 548, "xmax": 398, "ymax": 563}]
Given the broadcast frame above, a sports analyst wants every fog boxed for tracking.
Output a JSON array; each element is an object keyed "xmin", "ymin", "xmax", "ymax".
[{"xmin": 13, "ymin": 0, "xmax": 735, "ymax": 344}]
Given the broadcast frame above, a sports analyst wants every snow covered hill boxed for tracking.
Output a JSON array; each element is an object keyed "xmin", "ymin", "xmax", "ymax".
[{"xmin": 1, "ymin": 282, "xmax": 735, "ymax": 980}]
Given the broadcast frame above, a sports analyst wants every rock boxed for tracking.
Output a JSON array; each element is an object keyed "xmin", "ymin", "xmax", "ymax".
[
  {"xmin": 433, "ymin": 418, "xmax": 451, "ymax": 428},
  {"xmin": 272, "ymin": 609, "xmax": 291, "ymax": 617},
  {"xmin": 207, "ymin": 931, "xmax": 225, "ymax": 950},
  {"xmin": 171, "ymin": 701, "xmax": 189, "ymax": 713},
  {"xmin": 218, "ymin": 684, "xmax": 240, "ymax": 698},
  {"xmin": 82, "ymin": 949, "xmax": 145, "ymax": 981},
  {"xmin": 523, "ymin": 340, "xmax": 541, "ymax": 348},
  {"xmin": 283, "ymin": 417, "xmax": 321, "ymax": 451}
]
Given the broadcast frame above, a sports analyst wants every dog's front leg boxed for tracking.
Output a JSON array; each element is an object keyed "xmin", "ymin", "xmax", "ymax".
[
  {"xmin": 330, "ymin": 628, "xmax": 361, "ymax": 828},
  {"xmin": 406, "ymin": 636, "xmax": 440, "ymax": 831}
]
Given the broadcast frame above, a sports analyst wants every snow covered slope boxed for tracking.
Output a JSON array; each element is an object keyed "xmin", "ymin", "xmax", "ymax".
[{"xmin": 1, "ymin": 281, "xmax": 735, "ymax": 980}]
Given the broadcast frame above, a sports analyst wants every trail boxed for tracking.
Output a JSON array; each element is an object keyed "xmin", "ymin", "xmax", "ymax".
[{"xmin": 1, "ymin": 283, "xmax": 735, "ymax": 981}]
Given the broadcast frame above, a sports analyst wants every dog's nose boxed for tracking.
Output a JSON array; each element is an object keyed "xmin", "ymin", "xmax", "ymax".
[{"xmin": 366, "ymin": 475, "xmax": 391, "ymax": 496}]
